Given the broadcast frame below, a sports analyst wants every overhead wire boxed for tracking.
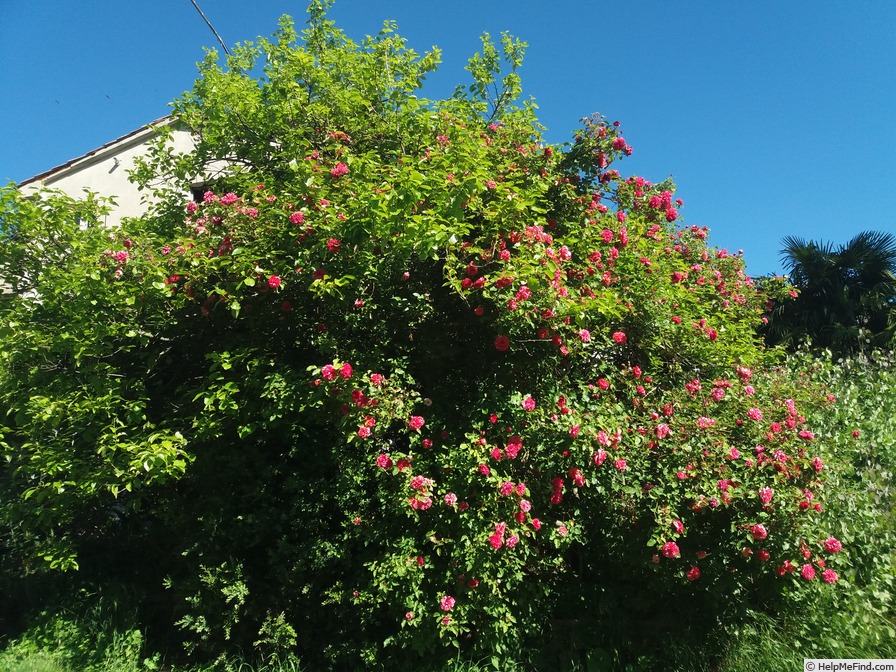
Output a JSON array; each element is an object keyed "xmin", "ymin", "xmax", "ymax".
[{"xmin": 188, "ymin": 0, "xmax": 230, "ymax": 56}]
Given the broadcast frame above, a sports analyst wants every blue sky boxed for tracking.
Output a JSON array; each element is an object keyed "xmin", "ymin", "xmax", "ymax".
[{"xmin": 1, "ymin": 1, "xmax": 893, "ymax": 277}]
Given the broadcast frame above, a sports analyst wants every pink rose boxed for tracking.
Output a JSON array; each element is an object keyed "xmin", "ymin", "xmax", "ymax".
[
  {"xmin": 823, "ymin": 537, "xmax": 843, "ymax": 554},
  {"xmin": 750, "ymin": 524, "xmax": 768, "ymax": 541},
  {"xmin": 661, "ymin": 541, "xmax": 680, "ymax": 558}
]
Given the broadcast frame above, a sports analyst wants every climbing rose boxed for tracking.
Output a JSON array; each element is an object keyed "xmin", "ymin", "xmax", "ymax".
[
  {"xmin": 330, "ymin": 162, "xmax": 349, "ymax": 178},
  {"xmin": 440, "ymin": 595, "xmax": 455, "ymax": 612},
  {"xmin": 801, "ymin": 564, "xmax": 816, "ymax": 581},
  {"xmin": 686, "ymin": 566, "xmax": 700, "ymax": 581},
  {"xmin": 444, "ymin": 492, "xmax": 457, "ymax": 507},
  {"xmin": 408, "ymin": 416, "xmax": 425, "ymax": 431},
  {"xmin": 612, "ymin": 331, "xmax": 627, "ymax": 344},
  {"xmin": 661, "ymin": 541, "xmax": 680, "ymax": 558},
  {"xmin": 655, "ymin": 423, "xmax": 671, "ymax": 439},
  {"xmin": 340, "ymin": 363, "xmax": 353, "ymax": 379},
  {"xmin": 759, "ymin": 487, "xmax": 774, "ymax": 505},
  {"xmin": 579, "ymin": 329, "xmax": 591, "ymax": 343},
  {"xmin": 696, "ymin": 416, "xmax": 716, "ymax": 429},
  {"xmin": 821, "ymin": 569, "xmax": 839, "ymax": 584},
  {"xmin": 750, "ymin": 524, "xmax": 768, "ymax": 541},
  {"xmin": 521, "ymin": 396, "xmax": 536, "ymax": 412},
  {"xmin": 408, "ymin": 496, "xmax": 432, "ymax": 510},
  {"xmin": 495, "ymin": 335, "xmax": 510, "ymax": 351},
  {"xmin": 823, "ymin": 537, "xmax": 843, "ymax": 554},
  {"xmin": 289, "ymin": 211, "xmax": 304, "ymax": 224}
]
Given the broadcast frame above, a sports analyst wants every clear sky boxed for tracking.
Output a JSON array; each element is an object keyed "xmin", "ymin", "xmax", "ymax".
[{"xmin": 1, "ymin": 1, "xmax": 893, "ymax": 277}]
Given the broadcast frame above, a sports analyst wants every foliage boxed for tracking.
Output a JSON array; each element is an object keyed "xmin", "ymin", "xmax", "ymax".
[
  {"xmin": 1, "ymin": 2, "xmax": 851, "ymax": 668},
  {"xmin": 0, "ymin": 594, "xmax": 156, "ymax": 672},
  {"xmin": 762, "ymin": 231, "xmax": 896, "ymax": 355},
  {"xmin": 777, "ymin": 350, "xmax": 896, "ymax": 657}
]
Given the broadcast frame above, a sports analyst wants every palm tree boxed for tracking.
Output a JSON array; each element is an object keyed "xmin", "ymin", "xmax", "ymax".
[{"xmin": 764, "ymin": 230, "xmax": 896, "ymax": 354}]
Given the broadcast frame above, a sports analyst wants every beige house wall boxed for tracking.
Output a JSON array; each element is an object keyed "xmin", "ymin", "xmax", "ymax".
[
  {"xmin": 18, "ymin": 117, "xmax": 197, "ymax": 228},
  {"xmin": 1, "ymin": 117, "xmax": 197, "ymax": 297}
]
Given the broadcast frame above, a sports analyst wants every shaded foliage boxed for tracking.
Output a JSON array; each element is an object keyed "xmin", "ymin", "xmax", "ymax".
[{"xmin": 763, "ymin": 230, "xmax": 896, "ymax": 355}]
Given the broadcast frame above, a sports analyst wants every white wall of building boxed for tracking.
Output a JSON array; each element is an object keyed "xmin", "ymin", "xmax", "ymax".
[{"xmin": 20, "ymin": 118, "xmax": 196, "ymax": 228}]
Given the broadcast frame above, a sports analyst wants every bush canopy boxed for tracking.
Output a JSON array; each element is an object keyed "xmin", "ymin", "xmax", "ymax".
[{"xmin": 0, "ymin": 3, "xmax": 847, "ymax": 667}]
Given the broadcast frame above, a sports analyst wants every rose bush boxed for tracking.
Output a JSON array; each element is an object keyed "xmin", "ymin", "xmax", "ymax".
[{"xmin": 0, "ymin": 2, "xmax": 847, "ymax": 668}]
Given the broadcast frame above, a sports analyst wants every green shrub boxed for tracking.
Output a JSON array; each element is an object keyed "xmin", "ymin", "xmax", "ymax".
[{"xmin": 0, "ymin": 2, "xmax": 853, "ymax": 668}]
